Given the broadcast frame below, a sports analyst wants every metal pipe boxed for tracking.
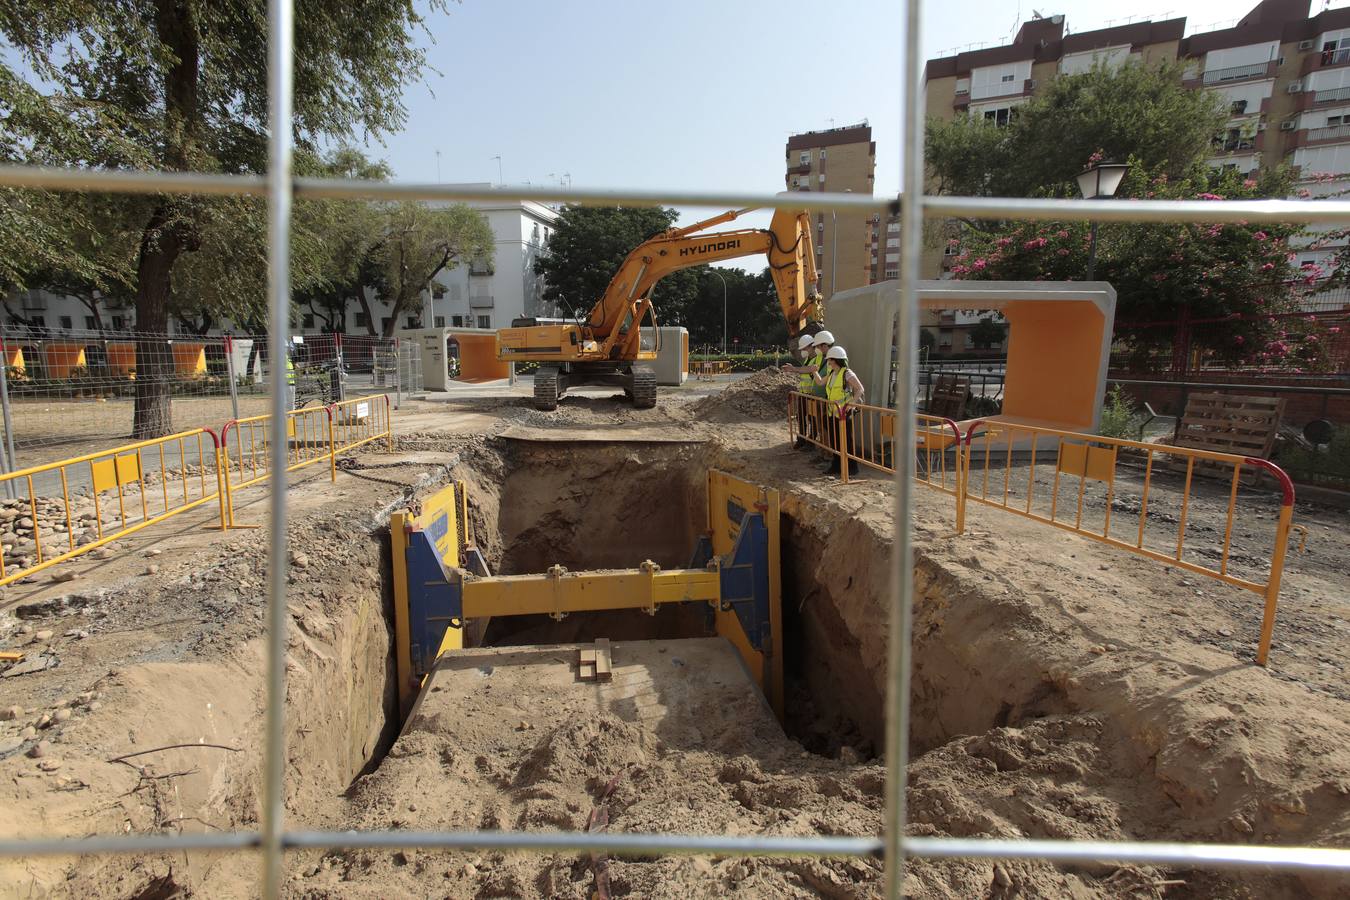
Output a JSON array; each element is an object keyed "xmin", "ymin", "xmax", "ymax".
[
  {"xmin": 1086, "ymin": 221, "xmax": 1099, "ymax": 281},
  {"xmin": 261, "ymin": 0, "xmax": 294, "ymax": 896},
  {"xmin": 885, "ymin": 0, "xmax": 925, "ymax": 892},
  {"xmin": 711, "ymin": 269, "xmax": 728, "ymax": 356},
  {"xmin": 284, "ymin": 830, "xmax": 883, "ymax": 857}
]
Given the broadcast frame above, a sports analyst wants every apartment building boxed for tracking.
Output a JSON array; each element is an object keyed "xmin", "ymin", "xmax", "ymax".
[
  {"xmin": 784, "ymin": 124, "xmax": 876, "ymax": 300},
  {"xmin": 923, "ymin": 0, "xmax": 1350, "ymax": 279}
]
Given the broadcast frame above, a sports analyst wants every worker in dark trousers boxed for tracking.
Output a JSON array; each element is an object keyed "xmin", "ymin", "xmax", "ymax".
[
  {"xmin": 812, "ymin": 345, "xmax": 865, "ymax": 478},
  {"xmin": 780, "ymin": 333, "xmax": 823, "ymax": 449}
]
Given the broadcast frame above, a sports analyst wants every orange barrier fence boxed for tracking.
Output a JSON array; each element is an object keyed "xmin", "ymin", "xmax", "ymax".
[
  {"xmin": 783, "ymin": 397, "xmax": 1300, "ymax": 665},
  {"xmin": 330, "ymin": 393, "xmax": 394, "ymax": 454},
  {"xmin": 692, "ymin": 360, "xmax": 731, "ymax": 380},
  {"xmin": 961, "ymin": 420, "xmax": 1298, "ymax": 665},
  {"xmin": 787, "ymin": 391, "xmax": 965, "ymax": 533},
  {"xmin": 0, "ymin": 429, "xmax": 225, "ymax": 587},
  {"xmin": 219, "ymin": 405, "xmax": 336, "ymax": 527}
]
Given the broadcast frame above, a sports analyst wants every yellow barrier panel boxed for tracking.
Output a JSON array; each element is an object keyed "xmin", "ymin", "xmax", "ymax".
[
  {"xmin": 0, "ymin": 429, "xmax": 226, "ymax": 587},
  {"xmin": 960, "ymin": 420, "xmax": 1298, "ymax": 665},
  {"xmin": 787, "ymin": 391, "xmax": 965, "ymax": 533},
  {"xmin": 330, "ymin": 394, "xmax": 394, "ymax": 454},
  {"xmin": 219, "ymin": 405, "xmax": 337, "ymax": 528},
  {"xmin": 692, "ymin": 360, "xmax": 731, "ymax": 380}
]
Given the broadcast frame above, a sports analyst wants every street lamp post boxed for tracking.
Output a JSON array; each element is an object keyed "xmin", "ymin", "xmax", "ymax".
[
  {"xmin": 1076, "ymin": 162, "xmax": 1129, "ymax": 281},
  {"xmin": 829, "ymin": 188, "xmax": 853, "ymax": 298},
  {"xmin": 711, "ymin": 269, "xmax": 728, "ymax": 356}
]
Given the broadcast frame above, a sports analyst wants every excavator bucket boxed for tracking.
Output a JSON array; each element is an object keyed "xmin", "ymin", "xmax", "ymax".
[{"xmin": 768, "ymin": 207, "xmax": 820, "ymax": 335}]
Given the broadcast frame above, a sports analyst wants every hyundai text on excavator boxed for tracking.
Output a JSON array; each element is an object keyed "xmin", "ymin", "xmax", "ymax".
[{"xmin": 496, "ymin": 204, "xmax": 821, "ymax": 410}]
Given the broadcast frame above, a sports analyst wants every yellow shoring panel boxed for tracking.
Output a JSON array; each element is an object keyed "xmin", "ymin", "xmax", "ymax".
[
  {"xmin": 391, "ymin": 481, "xmax": 462, "ymax": 717},
  {"xmin": 706, "ymin": 469, "xmax": 783, "ymax": 720},
  {"xmin": 461, "ymin": 568, "xmax": 720, "ymax": 619}
]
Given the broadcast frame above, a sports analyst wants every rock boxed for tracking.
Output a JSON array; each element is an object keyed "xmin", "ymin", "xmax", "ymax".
[
  {"xmin": 144, "ymin": 564, "xmax": 160, "ymax": 576},
  {"xmin": 50, "ymin": 571, "xmax": 76, "ymax": 584},
  {"xmin": 17, "ymin": 624, "xmax": 32, "ymax": 635},
  {"xmin": 36, "ymin": 713, "xmax": 52, "ymax": 729},
  {"xmin": 77, "ymin": 692, "xmax": 94, "ymax": 704},
  {"xmin": 1, "ymin": 705, "xmax": 22, "ymax": 721},
  {"xmin": 461, "ymin": 863, "xmax": 477, "ymax": 878},
  {"xmin": 839, "ymin": 745, "xmax": 863, "ymax": 765},
  {"xmin": 993, "ymin": 864, "xmax": 1012, "ymax": 888},
  {"xmin": 27, "ymin": 740, "xmax": 50, "ymax": 758},
  {"xmin": 19, "ymin": 726, "xmax": 36, "ymax": 740},
  {"xmin": 34, "ymin": 630, "xmax": 53, "ymax": 642},
  {"xmin": 92, "ymin": 548, "xmax": 115, "ymax": 560},
  {"xmin": 290, "ymin": 551, "xmax": 309, "ymax": 569},
  {"xmin": 1230, "ymin": 814, "xmax": 1254, "ymax": 834},
  {"xmin": 53, "ymin": 708, "xmax": 71, "ymax": 723},
  {"xmin": 145, "ymin": 548, "xmax": 162, "ymax": 557},
  {"xmin": 37, "ymin": 758, "xmax": 62, "ymax": 772},
  {"xmin": 17, "ymin": 518, "xmax": 33, "ymax": 529},
  {"xmin": 86, "ymin": 701, "xmax": 102, "ymax": 712}
]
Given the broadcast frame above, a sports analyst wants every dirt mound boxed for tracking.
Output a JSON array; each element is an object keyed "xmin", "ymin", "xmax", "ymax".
[{"xmin": 692, "ymin": 367, "xmax": 798, "ymax": 421}]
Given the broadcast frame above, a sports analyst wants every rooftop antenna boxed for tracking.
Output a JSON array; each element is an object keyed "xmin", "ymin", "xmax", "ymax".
[
  {"xmin": 435, "ymin": 149, "xmax": 441, "ymax": 183},
  {"xmin": 491, "ymin": 155, "xmax": 502, "ymax": 186}
]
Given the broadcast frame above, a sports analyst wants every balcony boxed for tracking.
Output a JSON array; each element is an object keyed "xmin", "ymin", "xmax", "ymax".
[
  {"xmin": 1212, "ymin": 137, "xmax": 1257, "ymax": 153},
  {"xmin": 1299, "ymin": 122, "xmax": 1350, "ymax": 147},
  {"xmin": 1314, "ymin": 85, "xmax": 1350, "ymax": 105},
  {"xmin": 1200, "ymin": 61, "xmax": 1275, "ymax": 85},
  {"xmin": 469, "ymin": 294, "xmax": 494, "ymax": 309},
  {"xmin": 1303, "ymin": 46, "xmax": 1350, "ymax": 74},
  {"xmin": 787, "ymin": 163, "xmax": 810, "ymax": 175}
]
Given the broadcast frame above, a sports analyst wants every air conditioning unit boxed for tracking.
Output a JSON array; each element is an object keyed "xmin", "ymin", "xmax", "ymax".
[
  {"xmin": 954, "ymin": 86, "xmax": 969, "ymax": 95},
  {"xmin": 1288, "ymin": 80, "xmax": 1303, "ymax": 93},
  {"xmin": 1280, "ymin": 120, "xmax": 1297, "ymax": 130},
  {"xmin": 1299, "ymin": 39, "xmax": 1315, "ymax": 50}
]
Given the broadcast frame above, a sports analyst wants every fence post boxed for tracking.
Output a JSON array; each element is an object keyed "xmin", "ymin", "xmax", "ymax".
[
  {"xmin": 394, "ymin": 337, "xmax": 402, "ymax": 409},
  {"xmin": 224, "ymin": 335, "xmax": 240, "ymax": 420},
  {"xmin": 838, "ymin": 410, "xmax": 849, "ymax": 485},
  {"xmin": 0, "ymin": 335, "xmax": 16, "ymax": 500},
  {"xmin": 326, "ymin": 405, "xmax": 337, "ymax": 483}
]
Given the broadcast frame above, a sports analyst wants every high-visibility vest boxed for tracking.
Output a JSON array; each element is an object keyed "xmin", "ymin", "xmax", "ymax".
[
  {"xmin": 799, "ymin": 351, "xmax": 822, "ymax": 391},
  {"xmin": 825, "ymin": 364, "xmax": 853, "ymax": 415},
  {"xmin": 285, "ymin": 356, "xmax": 296, "ymax": 386}
]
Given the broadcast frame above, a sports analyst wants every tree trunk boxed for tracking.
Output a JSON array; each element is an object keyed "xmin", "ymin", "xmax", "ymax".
[
  {"xmin": 355, "ymin": 289, "xmax": 378, "ymax": 336},
  {"xmin": 132, "ymin": 207, "xmax": 181, "ymax": 438}
]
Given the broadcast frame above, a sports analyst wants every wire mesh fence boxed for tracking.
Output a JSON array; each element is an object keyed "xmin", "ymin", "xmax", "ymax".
[
  {"xmin": 2, "ymin": 0, "xmax": 1350, "ymax": 894},
  {"xmin": 0, "ymin": 327, "xmax": 411, "ymax": 468}
]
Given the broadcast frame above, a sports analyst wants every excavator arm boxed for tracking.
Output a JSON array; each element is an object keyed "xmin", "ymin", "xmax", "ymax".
[{"xmin": 586, "ymin": 206, "xmax": 821, "ymax": 359}]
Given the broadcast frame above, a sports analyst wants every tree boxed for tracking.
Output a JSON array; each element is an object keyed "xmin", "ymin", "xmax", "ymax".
[
  {"xmin": 535, "ymin": 205, "xmax": 699, "ymax": 325},
  {"xmin": 968, "ymin": 316, "xmax": 1006, "ymax": 350},
  {"xmin": 680, "ymin": 268, "xmax": 788, "ymax": 347},
  {"xmin": 927, "ymin": 61, "xmax": 1228, "ymax": 200},
  {"xmin": 369, "ymin": 202, "xmax": 494, "ymax": 338},
  {"xmin": 2, "ymin": 0, "xmax": 447, "ymax": 436}
]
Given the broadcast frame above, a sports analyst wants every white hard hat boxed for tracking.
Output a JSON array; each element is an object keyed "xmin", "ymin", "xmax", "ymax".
[
  {"xmin": 826, "ymin": 346, "xmax": 848, "ymax": 361},
  {"xmin": 813, "ymin": 330, "xmax": 835, "ymax": 345},
  {"xmin": 797, "ymin": 334, "xmax": 815, "ymax": 349}
]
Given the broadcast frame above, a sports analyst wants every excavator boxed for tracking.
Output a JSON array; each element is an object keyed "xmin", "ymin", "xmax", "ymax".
[{"xmin": 496, "ymin": 204, "xmax": 821, "ymax": 410}]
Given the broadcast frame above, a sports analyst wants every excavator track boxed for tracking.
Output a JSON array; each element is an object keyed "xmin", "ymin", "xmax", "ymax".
[
  {"xmin": 533, "ymin": 366, "xmax": 560, "ymax": 411},
  {"xmin": 630, "ymin": 366, "xmax": 657, "ymax": 409}
]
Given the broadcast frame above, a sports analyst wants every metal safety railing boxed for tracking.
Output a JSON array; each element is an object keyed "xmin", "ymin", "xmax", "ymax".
[
  {"xmin": 692, "ymin": 359, "xmax": 732, "ymax": 380},
  {"xmin": 787, "ymin": 392, "xmax": 965, "ymax": 532},
  {"xmin": 330, "ymin": 393, "xmax": 394, "ymax": 454},
  {"xmin": 219, "ymin": 404, "xmax": 335, "ymax": 528},
  {"xmin": 0, "ymin": 429, "xmax": 225, "ymax": 586},
  {"xmin": 960, "ymin": 420, "xmax": 1299, "ymax": 666},
  {"xmin": 4, "ymin": 0, "xmax": 1350, "ymax": 892}
]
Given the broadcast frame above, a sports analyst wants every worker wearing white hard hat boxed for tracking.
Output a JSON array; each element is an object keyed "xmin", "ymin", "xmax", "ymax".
[
  {"xmin": 810, "ymin": 344, "xmax": 865, "ymax": 478},
  {"xmin": 779, "ymin": 330, "xmax": 827, "ymax": 449}
]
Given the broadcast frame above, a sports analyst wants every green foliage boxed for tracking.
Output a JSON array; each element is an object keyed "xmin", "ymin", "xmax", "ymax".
[
  {"xmin": 927, "ymin": 61, "xmax": 1228, "ymax": 199},
  {"xmin": 1098, "ymin": 385, "xmax": 1138, "ymax": 439},
  {"xmin": 675, "ymin": 268, "xmax": 789, "ymax": 346},
  {"xmin": 1275, "ymin": 427, "xmax": 1350, "ymax": 489},
  {"xmin": 535, "ymin": 205, "xmax": 698, "ymax": 321},
  {"xmin": 968, "ymin": 317, "xmax": 1006, "ymax": 349}
]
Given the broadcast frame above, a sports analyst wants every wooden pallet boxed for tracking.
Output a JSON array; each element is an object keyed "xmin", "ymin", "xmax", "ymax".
[
  {"xmin": 1170, "ymin": 393, "xmax": 1284, "ymax": 480},
  {"xmin": 927, "ymin": 374, "xmax": 970, "ymax": 420}
]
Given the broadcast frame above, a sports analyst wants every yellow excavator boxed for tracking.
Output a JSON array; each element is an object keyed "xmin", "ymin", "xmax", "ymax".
[{"xmin": 496, "ymin": 204, "xmax": 821, "ymax": 410}]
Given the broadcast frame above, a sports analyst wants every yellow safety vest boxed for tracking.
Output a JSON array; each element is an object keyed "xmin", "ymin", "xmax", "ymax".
[
  {"xmin": 285, "ymin": 356, "xmax": 296, "ymax": 386},
  {"xmin": 799, "ymin": 351, "xmax": 822, "ymax": 391},
  {"xmin": 825, "ymin": 365, "xmax": 853, "ymax": 415}
]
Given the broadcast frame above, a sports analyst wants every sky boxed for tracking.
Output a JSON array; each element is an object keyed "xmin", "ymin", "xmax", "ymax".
[{"xmin": 370, "ymin": 0, "xmax": 1346, "ymax": 231}]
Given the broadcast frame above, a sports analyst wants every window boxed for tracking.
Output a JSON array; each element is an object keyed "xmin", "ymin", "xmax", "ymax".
[
  {"xmin": 84, "ymin": 316, "xmax": 97, "ymax": 329},
  {"xmin": 452, "ymin": 315, "xmax": 464, "ymax": 327},
  {"xmin": 982, "ymin": 106, "xmax": 1012, "ymax": 127},
  {"xmin": 1329, "ymin": 114, "xmax": 1347, "ymax": 126},
  {"xmin": 887, "ymin": 221, "xmax": 900, "ymax": 233},
  {"xmin": 477, "ymin": 315, "xmax": 491, "ymax": 329},
  {"xmin": 818, "ymin": 173, "xmax": 825, "ymax": 183},
  {"xmin": 944, "ymin": 243, "xmax": 960, "ymax": 256},
  {"xmin": 434, "ymin": 315, "xmax": 446, "ymax": 328},
  {"xmin": 405, "ymin": 316, "xmax": 419, "ymax": 329},
  {"xmin": 819, "ymin": 148, "xmax": 826, "ymax": 159},
  {"xmin": 29, "ymin": 315, "xmax": 46, "ymax": 328},
  {"xmin": 1231, "ymin": 99, "xmax": 1248, "ymax": 115},
  {"xmin": 59, "ymin": 315, "xmax": 73, "ymax": 329},
  {"xmin": 799, "ymin": 151, "xmax": 810, "ymax": 165},
  {"xmin": 886, "ymin": 237, "xmax": 900, "ymax": 248},
  {"xmin": 884, "ymin": 268, "xmax": 898, "ymax": 279},
  {"xmin": 355, "ymin": 312, "xmax": 368, "ymax": 327},
  {"xmin": 533, "ymin": 223, "xmax": 539, "ymax": 239},
  {"xmin": 111, "ymin": 316, "xmax": 124, "ymax": 330},
  {"xmin": 381, "ymin": 317, "xmax": 391, "ymax": 333},
  {"xmin": 301, "ymin": 313, "xmax": 315, "ymax": 328},
  {"xmin": 432, "ymin": 285, "xmax": 446, "ymax": 299},
  {"xmin": 1000, "ymin": 73, "xmax": 1015, "ymax": 83}
]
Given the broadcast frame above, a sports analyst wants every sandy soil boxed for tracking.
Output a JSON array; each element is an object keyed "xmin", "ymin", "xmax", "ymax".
[{"xmin": 0, "ymin": 370, "xmax": 1346, "ymax": 898}]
